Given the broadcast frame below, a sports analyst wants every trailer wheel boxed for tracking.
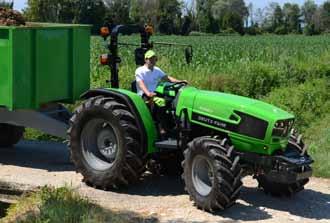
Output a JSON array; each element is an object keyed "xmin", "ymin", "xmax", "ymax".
[
  {"xmin": 0, "ymin": 124, "xmax": 24, "ymax": 147},
  {"xmin": 182, "ymin": 137, "xmax": 242, "ymax": 212},
  {"xmin": 68, "ymin": 96, "xmax": 146, "ymax": 189}
]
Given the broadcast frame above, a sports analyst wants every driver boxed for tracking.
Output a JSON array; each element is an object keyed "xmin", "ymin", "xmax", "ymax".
[
  {"xmin": 135, "ymin": 50, "xmax": 186, "ymax": 98},
  {"xmin": 135, "ymin": 50, "xmax": 186, "ymax": 138}
]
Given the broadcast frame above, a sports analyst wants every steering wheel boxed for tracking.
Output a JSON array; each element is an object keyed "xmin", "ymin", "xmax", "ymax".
[{"xmin": 164, "ymin": 81, "xmax": 188, "ymax": 92}]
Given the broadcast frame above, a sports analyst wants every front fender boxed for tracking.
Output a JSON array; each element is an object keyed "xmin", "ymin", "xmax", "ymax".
[{"xmin": 81, "ymin": 88, "xmax": 157, "ymax": 153}]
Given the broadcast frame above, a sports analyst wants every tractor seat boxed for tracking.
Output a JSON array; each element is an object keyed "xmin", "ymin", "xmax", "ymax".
[{"xmin": 131, "ymin": 80, "xmax": 137, "ymax": 93}]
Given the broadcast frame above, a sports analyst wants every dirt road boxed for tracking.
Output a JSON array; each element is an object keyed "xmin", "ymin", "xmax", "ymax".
[{"xmin": 0, "ymin": 140, "xmax": 329, "ymax": 223}]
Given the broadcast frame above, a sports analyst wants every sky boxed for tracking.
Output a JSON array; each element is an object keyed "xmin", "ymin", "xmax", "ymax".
[{"xmin": 12, "ymin": 0, "xmax": 329, "ymax": 11}]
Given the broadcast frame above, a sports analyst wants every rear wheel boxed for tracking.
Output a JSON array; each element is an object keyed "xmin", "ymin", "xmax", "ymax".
[
  {"xmin": 68, "ymin": 96, "xmax": 147, "ymax": 189},
  {"xmin": 0, "ymin": 124, "xmax": 24, "ymax": 147},
  {"xmin": 182, "ymin": 137, "xmax": 242, "ymax": 212}
]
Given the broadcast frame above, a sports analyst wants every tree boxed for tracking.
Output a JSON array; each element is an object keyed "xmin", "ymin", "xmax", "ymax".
[
  {"xmin": 158, "ymin": 0, "xmax": 182, "ymax": 34},
  {"xmin": 196, "ymin": 0, "xmax": 218, "ymax": 33},
  {"xmin": 24, "ymin": 0, "xmax": 105, "ymax": 33},
  {"xmin": 210, "ymin": 0, "xmax": 248, "ymax": 34},
  {"xmin": 321, "ymin": 1, "xmax": 330, "ymax": 31},
  {"xmin": 247, "ymin": 2, "xmax": 254, "ymax": 26},
  {"xmin": 302, "ymin": 0, "xmax": 317, "ymax": 25},
  {"xmin": 129, "ymin": 0, "xmax": 160, "ymax": 29},
  {"xmin": 104, "ymin": 0, "xmax": 130, "ymax": 24},
  {"xmin": 262, "ymin": 2, "xmax": 280, "ymax": 32},
  {"xmin": 0, "ymin": 0, "xmax": 13, "ymax": 8},
  {"xmin": 273, "ymin": 5, "xmax": 283, "ymax": 29},
  {"xmin": 302, "ymin": 0, "xmax": 320, "ymax": 35},
  {"xmin": 74, "ymin": 0, "xmax": 106, "ymax": 33},
  {"xmin": 283, "ymin": 3, "xmax": 302, "ymax": 33}
]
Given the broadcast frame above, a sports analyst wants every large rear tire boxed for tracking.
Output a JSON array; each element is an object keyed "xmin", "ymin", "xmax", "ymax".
[
  {"xmin": 68, "ymin": 96, "xmax": 147, "ymax": 189},
  {"xmin": 0, "ymin": 124, "xmax": 24, "ymax": 147},
  {"xmin": 182, "ymin": 137, "xmax": 242, "ymax": 212}
]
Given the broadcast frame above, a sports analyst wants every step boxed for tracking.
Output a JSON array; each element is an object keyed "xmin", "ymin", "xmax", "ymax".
[{"xmin": 155, "ymin": 139, "xmax": 178, "ymax": 151}]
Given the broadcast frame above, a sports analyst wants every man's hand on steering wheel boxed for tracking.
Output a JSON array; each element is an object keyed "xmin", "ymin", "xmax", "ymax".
[{"xmin": 165, "ymin": 81, "xmax": 188, "ymax": 92}]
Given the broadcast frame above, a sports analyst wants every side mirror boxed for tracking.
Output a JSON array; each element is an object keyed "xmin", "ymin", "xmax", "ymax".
[{"xmin": 185, "ymin": 46, "xmax": 193, "ymax": 64}]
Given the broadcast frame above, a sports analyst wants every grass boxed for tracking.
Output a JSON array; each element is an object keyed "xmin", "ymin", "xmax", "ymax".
[
  {"xmin": 2, "ymin": 186, "xmax": 157, "ymax": 223},
  {"xmin": 304, "ymin": 114, "xmax": 330, "ymax": 178}
]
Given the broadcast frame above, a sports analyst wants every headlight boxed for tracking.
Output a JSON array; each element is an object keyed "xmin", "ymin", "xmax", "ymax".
[{"xmin": 272, "ymin": 119, "xmax": 294, "ymax": 137}]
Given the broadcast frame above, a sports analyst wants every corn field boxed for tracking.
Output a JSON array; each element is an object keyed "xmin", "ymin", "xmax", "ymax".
[{"xmin": 91, "ymin": 34, "xmax": 330, "ymax": 97}]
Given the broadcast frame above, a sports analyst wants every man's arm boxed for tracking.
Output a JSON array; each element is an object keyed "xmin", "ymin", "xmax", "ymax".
[
  {"xmin": 137, "ymin": 80, "xmax": 156, "ymax": 97},
  {"xmin": 163, "ymin": 75, "xmax": 188, "ymax": 83}
]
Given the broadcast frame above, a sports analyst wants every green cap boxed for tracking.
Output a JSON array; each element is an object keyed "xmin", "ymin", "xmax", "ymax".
[{"xmin": 145, "ymin": 50, "xmax": 156, "ymax": 59}]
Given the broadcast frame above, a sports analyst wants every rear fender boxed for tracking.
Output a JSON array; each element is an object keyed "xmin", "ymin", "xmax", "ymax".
[{"xmin": 81, "ymin": 88, "xmax": 157, "ymax": 153}]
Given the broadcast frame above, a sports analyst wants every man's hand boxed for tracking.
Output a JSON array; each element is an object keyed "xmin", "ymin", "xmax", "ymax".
[
  {"xmin": 167, "ymin": 76, "xmax": 188, "ymax": 84},
  {"xmin": 146, "ymin": 92, "xmax": 156, "ymax": 98}
]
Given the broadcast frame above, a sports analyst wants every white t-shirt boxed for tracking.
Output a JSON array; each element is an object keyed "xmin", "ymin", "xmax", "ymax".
[{"xmin": 135, "ymin": 65, "xmax": 166, "ymax": 96}]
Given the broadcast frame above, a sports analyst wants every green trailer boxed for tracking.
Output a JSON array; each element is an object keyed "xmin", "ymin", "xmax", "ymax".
[
  {"xmin": 0, "ymin": 23, "xmax": 90, "ymax": 110},
  {"xmin": 0, "ymin": 23, "xmax": 90, "ymax": 138}
]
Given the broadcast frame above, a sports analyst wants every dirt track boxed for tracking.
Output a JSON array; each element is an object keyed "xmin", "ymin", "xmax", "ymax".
[{"xmin": 0, "ymin": 140, "xmax": 329, "ymax": 223}]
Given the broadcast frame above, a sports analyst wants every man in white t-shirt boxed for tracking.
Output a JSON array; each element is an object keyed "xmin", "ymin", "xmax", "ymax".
[{"xmin": 135, "ymin": 50, "xmax": 185, "ymax": 97}]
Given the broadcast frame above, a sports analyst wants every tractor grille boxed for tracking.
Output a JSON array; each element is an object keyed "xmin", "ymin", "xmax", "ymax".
[{"xmin": 235, "ymin": 111, "xmax": 268, "ymax": 140}]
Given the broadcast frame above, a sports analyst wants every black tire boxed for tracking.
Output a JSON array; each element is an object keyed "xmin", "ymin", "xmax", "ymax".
[
  {"xmin": 68, "ymin": 96, "xmax": 147, "ymax": 189},
  {"xmin": 182, "ymin": 137, "xmax": 243, "ymax": 212},
  {"xmin": 256, "ymin": 176, "xmax": 309, "ymax": 197},
  {"xmin": 256, "ymin": 131, "xmax": 310, "ymax": 197},
  {"xmin": 0, "ymin": 123, "xmax": 24, "ymax": 147}
]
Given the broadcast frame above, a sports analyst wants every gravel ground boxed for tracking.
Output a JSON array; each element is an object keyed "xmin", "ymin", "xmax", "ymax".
[{"xmin": 0, "ymin": 140, "xmax": 329, "ymax": 223}]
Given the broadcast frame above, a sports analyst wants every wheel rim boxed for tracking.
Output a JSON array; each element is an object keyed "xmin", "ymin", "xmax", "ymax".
[
  {"xmin": 192, "ymin": 155, "xmax": 214, "ymax": 196},
  {"xmin": 81, "ymin": 119, "xmax": 118, "ymax": 171}
]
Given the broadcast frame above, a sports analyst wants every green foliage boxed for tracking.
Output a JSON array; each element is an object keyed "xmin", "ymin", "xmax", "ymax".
[
  {"xmin": 24, "ymin": 0, "xmax": 105, "ymax": 33},
  {"xmin": 104, "ymin": 0, "xmax": 130, "ymax": 25},
  {"xmin": 263, "ymin": 78, "xmax": 330, "ymax": 131},
  {"xmin": 158, "ymin": 0, "xmax": 182, "ymax": 35},
  {"xmin": 3, "ymin": 186, "xmax": 152, "ymax": 223},
  {"xmin": 304, "ymin": 114, "xmax": 330, "ymax": 178},
  {"xmin": 0, "ymin": 0, "xmax": 13, "ymax": 8},
  {"xmin": 274, "ymin": 25, "xmax": 288, "ymax": 35}
]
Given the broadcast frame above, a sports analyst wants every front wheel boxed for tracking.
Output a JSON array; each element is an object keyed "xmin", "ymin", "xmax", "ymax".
[
  {"xmin": 256, "ymin": 175, "xmax": 309, "ymax": 197},
  {"xmin": 256, "ymin": 131, "xmax": 311, "ymax": 196},
  {"xmin": 0, "ymin": 123, "xmax": 25, "ymax": 147},
  {"xmin": 182, "ymin": 137, "xmax": 242, "ymax": 212}
]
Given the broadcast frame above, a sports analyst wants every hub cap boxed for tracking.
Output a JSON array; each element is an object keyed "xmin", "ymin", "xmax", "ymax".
[
  {"xmin": 192, "ymin": 155, "xmax": 214, "ymax": 196},
  {"xmin": 81, "ymin": 119, "xmax": 118, "ymax": 171}
]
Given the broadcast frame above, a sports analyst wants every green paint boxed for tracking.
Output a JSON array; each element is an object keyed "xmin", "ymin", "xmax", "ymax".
[
  {"xmin": 176, "ymin": 87, "xmax": 294, "ymax": 155},
  {"xmin": 110, "ymin": 88, "xmax": 158, "ymax": 153},
  {"xmin": 0, "ymin": 23, "xmax": 91, "ymax": 110}
]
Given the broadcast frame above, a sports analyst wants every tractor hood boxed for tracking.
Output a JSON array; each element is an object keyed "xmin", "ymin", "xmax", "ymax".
[{"xmin": 192, "ymin": 89, "xmax": 294, "ymax": 122}]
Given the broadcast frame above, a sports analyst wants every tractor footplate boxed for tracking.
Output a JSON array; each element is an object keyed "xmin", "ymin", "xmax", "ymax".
[{"xmin": 155, "ymin": 139, "xmax": 178, "ymax": 151}]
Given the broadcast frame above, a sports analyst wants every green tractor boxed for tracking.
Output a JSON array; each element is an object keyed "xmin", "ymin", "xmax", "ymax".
[{"xmin": 67, "ymin": 24, "xmax": 313, "ymax": 212}]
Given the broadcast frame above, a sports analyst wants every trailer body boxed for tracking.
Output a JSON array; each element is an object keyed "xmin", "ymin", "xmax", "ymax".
[{"xmin": 0, "ymin": 23, "xmax": 91, "ymax": 110}]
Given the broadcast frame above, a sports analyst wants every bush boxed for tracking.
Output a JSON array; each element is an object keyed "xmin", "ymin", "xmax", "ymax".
[
  {"xmin": 245, "ymin": 26, "xmax": 263, "ymax": 35},
  {"xmin": 188, "ymin": 31, "xmax": 210, "ymax": 36},
  {"xmin": 263, "ymin": 78, "xmax": 330, "ymax": 130},
  {"xmin": 304, "ymin": 24, "xmax": 321, "ymax": 36},
  {"xmin": 274, "ymin": 26, "xmax": 288, "ymax": 35},
  {"xmin": 304, "ymin": 114, "xmax": 330, "ymax": 178}
]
